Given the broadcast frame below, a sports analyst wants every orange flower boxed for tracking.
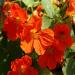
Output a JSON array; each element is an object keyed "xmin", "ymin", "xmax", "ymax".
[
  {"xmin": 20, "ymin": 11, "xmax": 54, "ymax": 55},
  {"xmin": 54, "ymin": 23, "xmax": 73, "ymax": 47},
  {"xmin": 7, "ymin": 55, "xmax": 38, "ymax": 75},
  {"xmin": 20, "ymin": 27, "xmax": 54, "ymax": 55},
  {"xmin": 66, "ymin": 0, "xmax": 75, "ymax": 16}
]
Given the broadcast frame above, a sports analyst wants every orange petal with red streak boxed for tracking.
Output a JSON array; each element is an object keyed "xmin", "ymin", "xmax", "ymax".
[
  {"xmin": 34, "ymin": 39, "xmax": 45, "ymax": 55},
  {"xmin": 39, "ymin": 28, "xmax": 54, "ymax": 47}
]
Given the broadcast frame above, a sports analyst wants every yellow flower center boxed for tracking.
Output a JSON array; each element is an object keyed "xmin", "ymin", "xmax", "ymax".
[{"xmin": 30, "ymin": 29, "xmax": 37, "ymax": 33}]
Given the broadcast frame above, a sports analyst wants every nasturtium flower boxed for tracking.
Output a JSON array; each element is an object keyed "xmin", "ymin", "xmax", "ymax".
[
  {"xmin": 7, "ymin": 55, "xmax": 38, "ymax": 75},
  {"xmin": 38, "ymin": 23, "xmax": 73, "ymax": 70},
  {"xmin": 66, "ymin": 0, "xmax": 75, "ymax": 16},
  {"xmin": 3, "ymin": 2, "xmax": 28, "ymax": 23},
  {"xmin": 66, "ymin": 0, "xmax": 75, "ymax": 24},
  {"xmin": 2, "ymin": 2, "xmax": 28, "ymax": 41},
  {"xmin": 54, "ymin": 23, "xmax": 73, "ymax": 47},
  {"xmin": 20, "ymin": 11, "xmax": 54, "ymax": 55},
  {"xmin": 38, "ymin": 39, "xmax": 65, "ymax": 70}
]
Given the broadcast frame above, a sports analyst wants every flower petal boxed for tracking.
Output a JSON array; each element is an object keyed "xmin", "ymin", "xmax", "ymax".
[
  {"xmin": 65, "ymin": 36, "xmax": 74, "ymax": 47},
  {"xmin": 20, "ymin": 39, "xmax": 33, "ymax": 54},
  {"xmin": 38, "ymin": 55, "xmax": 47, "ymax": 69},
  {"xmin": 34, "ymin": 39, "xmax": 45, "ymax": 55},
  {"xmin": 39, "ymin": 28, "xmax": 54, "ymax": 47}
]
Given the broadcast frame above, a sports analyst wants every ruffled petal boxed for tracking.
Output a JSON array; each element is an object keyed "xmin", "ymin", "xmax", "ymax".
[{"xmin": 39, "ymin": 28, "xmax": 54, "ymax": 47}]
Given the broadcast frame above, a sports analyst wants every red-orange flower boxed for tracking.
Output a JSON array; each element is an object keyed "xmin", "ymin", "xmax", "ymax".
[
  {"xmin": 3, "ymin": 2, "xmax": 28, "ymax": 23},
  {"xmin": 2, "ymin": 2, "xmax": 28, "ymax": 41},
  {"xmin": 36, "ymin": 5, "xmax": 43, "ymax": 14},
  {"xmin": 20, "ymin": 11, "xmax": 54, "ymax": 55},
  {"xmin": 54, "ymin": 23, "xmax": 73, "ymax": 47},
  {"xmin": 7, "ymin": 55, "xmax": 38, "ymax": 75},
  {"xmin": 38, "ymin": 39, "xmax": 65, "ymax": 70}
]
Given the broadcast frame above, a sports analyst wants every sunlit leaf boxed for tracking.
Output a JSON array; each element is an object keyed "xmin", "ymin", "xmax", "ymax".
[
  {"xmin": 41, "ymin": 16, "xmax": 54, "ymax": 30},
  {"xmin": 22, "ymin": 0, "xmax": 34, "ymax": 7},
  {"xmin": 41, "ymin": 0, "xmax": 59, "ymax": 18}
]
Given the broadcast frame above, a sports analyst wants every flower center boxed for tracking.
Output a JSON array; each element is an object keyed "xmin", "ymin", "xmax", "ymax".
[
  {"xmin": 30, "ymin": 29, "xmax": 37, "ymax": 34},
  {"xmin": 60, "ymin": 31, "xmax": 65, "ymax": 40},
  {"xmin": 30, "ymin": 29, "xmax": 39, "ymax": 39}
]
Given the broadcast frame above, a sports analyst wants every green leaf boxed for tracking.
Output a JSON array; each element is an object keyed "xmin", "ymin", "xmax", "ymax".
[
  {"xmin": 41, "ymin": 16, "xmax": 54, "ymax": 30},
  {"xmin": 39, "ymin": 68, "xmax": 53, "ymax": 75},
  {"xmin": 41, "ymin": 0, "xmax": 59, "ymax": 18},
  {"xmin": 33, "ymin": 1, "xmax": 40, "ymax": 7},
  {"xmin": 0, "ymin": 12, "xmax": 3, "ymax": 30},
  {"xmin": 22, "ymin": 0, "xmax": 34, "ymax": 7},
  {"xmin": 63, "ymin": 58, "xmax": 75, "ymax": 75},
  {"xmin": 64, "ymin": 48, "xmax": 75, "ymax": 59},
  {"xmin": 70, "ymin": 29, "xmax": 74, "ymax": 37},
  {"xmin": 72, "ymin": 35, "xmax": 75, "ymax": 41},
  {"xmin": 59, "ymin": 2, "xmax": 67, "ymax": 17},
  {"xmin": 73, "ymin": 15, "xmax": 75, "ymax": 24}
]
